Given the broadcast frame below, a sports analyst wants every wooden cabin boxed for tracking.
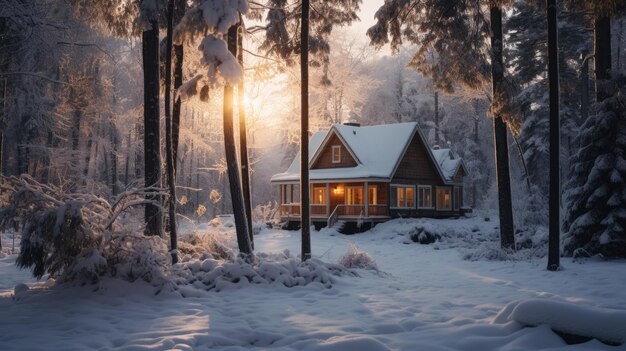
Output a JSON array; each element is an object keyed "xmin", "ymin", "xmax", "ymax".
[{"xmin": 270, "ymin": 122, "xmax": 469, "ymax": 230}]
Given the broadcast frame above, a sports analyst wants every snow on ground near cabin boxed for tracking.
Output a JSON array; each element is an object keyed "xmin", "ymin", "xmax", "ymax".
[{"xmin": 1, "ymin": 216, "xmax": 626, "ymax": 350}]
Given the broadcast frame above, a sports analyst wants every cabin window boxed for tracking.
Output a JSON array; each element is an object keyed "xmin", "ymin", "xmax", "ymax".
[
  {"xmin": 368, "ymin": 185, "xmax": 378, "ymax": 205},
  {"xmin": 417, "ymin": 186, "xmax": 432, "ymax": 209},
  {"xmin": 346, "ymin": 186, "xmax": 364, "ymax": 205},
  {"xmin": 312, "ymin": 186, "xmax": 327, "ymax": 205},
  {"xmin": 454, "ymin": 187, "xmax": 461, "ymax": 210},
  {"xmin": 331, "ymin": 145, "xmax": 341, "ymax": 163},
  {"xmin": 436, "ymin": 187, "xmax": 452, "ymax": 211},
  {"xmin": 391, "ymin": 185, "xmax": 415, "ymax": 209}
]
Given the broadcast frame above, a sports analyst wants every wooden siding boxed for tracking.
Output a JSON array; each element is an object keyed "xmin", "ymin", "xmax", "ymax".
[
  {"xmin": 453, "ymin": 167, "xmax": 465, "ymax": 183},
  {"xmin": 311, "ymin": 133, "xmax": 357, "ymax": 169},
  {"xmin": 392, "ymin": 132, "xmax": 441, "ymax": 181}
]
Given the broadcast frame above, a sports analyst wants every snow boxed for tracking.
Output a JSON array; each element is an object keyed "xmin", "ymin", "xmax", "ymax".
[
  {"xmin": 199, "ymin": 35, "xmax": 242, "ymax": 85},
  {"xmin": 2, "ymin": 217, "xmax": 626, "ymax": 350},
  {"xmin": 496, "ymin": 299, "xmax": 626, "ymax": 344},
  {"xmin": 431, "ymin": 147, "xmax": 464, "ymax": 181},
  {"xmin": 272, "ymin": 122, "xmax": 427, "ymax": 182}
]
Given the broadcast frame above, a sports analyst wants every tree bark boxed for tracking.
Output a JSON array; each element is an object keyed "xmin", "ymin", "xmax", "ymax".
[
  {"xmin": 110, "ymin": 124, "xmax": 119, "ymax": 195},
  {"xmin": 546, "ymin": 0, "xmax": 560, "ymax": 271},
  {"xmin": 0, "ymin": 79, "xmax": 5, "ymax": 176},
  {"xmin": 237, "ymin": 19, "xmax": 254, "ymax": 248},
  {"xmin": 301, "ymin": 0, "xmax": 312, "ymax": 261},
  {"xmin": 594, "ymin": 17, "xmax": 612, "ymax": 102},
  {"xmin": 142, "ymin": 20, "xmax": 164, "ymax": 237},
  {"xmin": 225, "ymin": 24, "xmax": 253, "ymax": 258},
  {"xmin": 434, "ymin": 91, "xmax": 440, "ymax": 145},
  {"xmin": 172, "ymin": 0, "xmax": 186, "ymax": 171},
  {"xmin": 124, "ymin": 130, "xmax": 131, "ymax": 187},
  {"xmin": 489, "ymin": 5, "xmax": 515, "ymax": 250},
  {"xmin": 164, "ymin": 0, "xmax": 178, "ymax": 263}
]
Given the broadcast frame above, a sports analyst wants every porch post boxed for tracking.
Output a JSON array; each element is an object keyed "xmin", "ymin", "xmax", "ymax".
[
  {"xmin": 326, "ymin": 183, "xmax": 330, "ymax": 216},
  {"xmin": 364, "ymin": 181, "xmax": 369, "ymax": 217}
]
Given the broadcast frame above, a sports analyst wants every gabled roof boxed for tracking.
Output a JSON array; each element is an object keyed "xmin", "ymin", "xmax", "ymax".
[
  {"xmin": 270, "ymin": 122, "xmax": 466, "ymax": 184},
  {"xmin": 431, "ymin": 148, "xmax": 468, "ymax": 182},
  {"xmin": 271, "ymin": 122, "xmax": 417, "ymax": 182}
]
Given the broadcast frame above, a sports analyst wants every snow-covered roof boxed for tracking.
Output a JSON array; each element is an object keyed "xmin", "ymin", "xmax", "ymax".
[
  {"xmin": 431, "ymin": 148, "xmax": 464, "ymax": 181},
  {"xmin": 271, "ymin": 123, "xmax": 417, "ymax": 182},
  {"xmin": 270, "ymin": 122, "xmax": 465, "ymax": 183}
]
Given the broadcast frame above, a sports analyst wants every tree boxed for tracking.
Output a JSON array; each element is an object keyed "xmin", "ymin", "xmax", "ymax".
[
  {"xmin": 300, "ymin": 0, "xmax": 311, "ymax": 261},
  {"xmin": 226, "ymin": 24, "xmax": 253, "ymax": 258},
  {"xmin": 237, "ymin": 19, "xmax": 254, "ymax": 247},
  {"xmin": 164, "ymin": 0, "xmax": 178, "ymax": 263},
  {"xmin": 546, "ymin": 0, "xmax": 560, "ymax": 270},
  {"xmin": 562, "ymin": 1, "xmax": 626, "ymax": 258}
]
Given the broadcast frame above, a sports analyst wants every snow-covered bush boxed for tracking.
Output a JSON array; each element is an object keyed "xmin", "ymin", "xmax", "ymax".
[
  {"xmin": 409, "ymin": 227, "xmax": 441, "ymax": 244},
  {"xmin": 0, "ymin": 175, "xmax": 169, "ymax": 284},
  {"xmin": 338, "ymin": 243, "xmax": 378, "ymax": 270},
  {"xmin": 174, "ymin": 251, "xmax": 356, "ymax": 293},
  {"xmin": 177, "ymin": 231, "xmax": 235, "ymax": 261},
  {"xmin": 252, "ymin": 201, "xmax": 280, "ymax": 227}
]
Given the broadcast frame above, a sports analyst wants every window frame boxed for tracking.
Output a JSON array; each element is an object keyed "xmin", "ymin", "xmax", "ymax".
[
  {"xmin": 417, "ymin": 185, "xmax": 433, "ymax": 209},
  {"xmin": 436, "ymin": 186, "xmax": 452, "ymax": 211},
  {"xmin": 345, "ymin": 186, "xmax": 364, "ymax": 205},
  {"xmin": 312, "ymin": 186, "xmax": 327, "ymax": 205},
  {"xmin": 390, "ymin": 184, "xmax": 416, "ymax": 209},
  {"xmin": 331, "ymin": 145, "xmax": 341, "ymax": 163},
  {"xmin": 454, "ymin": 187, "xmax": 461, "ymax": 210}
]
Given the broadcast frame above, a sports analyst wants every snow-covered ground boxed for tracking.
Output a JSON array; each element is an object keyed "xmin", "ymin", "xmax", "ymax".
[{"xmin": 1, "ymin": 216, "xmax": 625, "ymax": 350}]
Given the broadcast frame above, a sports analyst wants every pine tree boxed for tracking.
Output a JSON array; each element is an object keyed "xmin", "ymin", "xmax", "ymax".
[{"xmin": 562, "ymin": 1, "xmax": 626, "ymax": 258}]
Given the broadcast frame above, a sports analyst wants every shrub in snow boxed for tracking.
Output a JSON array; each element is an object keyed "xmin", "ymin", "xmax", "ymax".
[
  {"xmin": 174, "ymin": 251, "xmax": 356, "ymax": 292},
  {"xmin": 0, "ymin": 175, "xmax": 170, "ymax": 284},
  {"xmin": 409, "ymin": 227, "xmax": 441, "ymax": 244},
  {"xmin": 563, "ymin": 81, "xmax": 626, "ymax": 258},
  {"xmin": 338, "ymin": 243, "xmax": 378, "ymax": 270},
  {"xmin": 177, "ymin": 231, "xmax": 235, "ymax": 261},
  {"xmin": 252, "ymin": 201, "xmax": 281, "ymax": 228}
]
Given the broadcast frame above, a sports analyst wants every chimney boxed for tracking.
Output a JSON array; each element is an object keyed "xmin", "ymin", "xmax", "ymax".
[{"xmin": 343, "ymin": 122, "xmax": 360, "ymax": 127}]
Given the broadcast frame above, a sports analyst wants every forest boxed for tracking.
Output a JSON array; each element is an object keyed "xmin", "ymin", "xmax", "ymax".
[{"xmin": 0, "ymin": 0, "xmax": 625, "ymax": 350}]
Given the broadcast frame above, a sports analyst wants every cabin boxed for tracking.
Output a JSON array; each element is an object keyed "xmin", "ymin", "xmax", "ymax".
[{"xmin": 270, "ymin": 122, "xmax": 469, "ymax": 231}]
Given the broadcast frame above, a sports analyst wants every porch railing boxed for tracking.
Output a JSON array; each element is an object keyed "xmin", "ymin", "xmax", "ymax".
[{"xmin": 282, "ymin": 203, "xmax": 389, "ymax": 221}]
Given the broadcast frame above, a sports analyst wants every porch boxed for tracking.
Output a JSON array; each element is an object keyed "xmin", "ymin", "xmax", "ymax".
[{"xmin": 278, "ymin": 182, "xmax": 390, "ymax": 224}]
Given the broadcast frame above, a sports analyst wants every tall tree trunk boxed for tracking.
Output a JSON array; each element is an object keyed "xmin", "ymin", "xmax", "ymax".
[
  {"xmin": 110, "ymin": 124, "xmax": 119, "ymax": 195},
  {"xmin": 237, "ymin": 19, "xmax": 254, "ymax": 248},
  {"xmin": 0, "ymin": 79, "xmax": 5, "ymax": 176},
  {"xmin": 225, "ymin": 24, "xmax": 253, "ymax": 258},
  {"xmin": 143, "ymin": 20, "xmax": 164, "ymax": 237},
  {"xmin": 434, "ymin": 91, "xmax": 440, "ymax": 145},
  {"xmin": 135, "ymin": 123, "xmax": 142, "ymax": 180},
  {"xmin": 164, "ymin": 0, "xmax": 178, "ymax": 263},
  {"xmin": 489, "ymin": 5, "xmax": 515, "ymax": 250},
  {"xmin": 300, "ymin": 0, "xmax": 311, "ymax": 261},
  {"xmin": 189, "ymin": 110, "xmax": 195, "ymax": 201},
  {"xmin": 594, "ymin": 17, "xmax": 612, "ymax": 102},
  {"xmin": 124, "ymin": 130, "xmax": 131, "ymax": 186},
  {"xmin": 472, "ymin": 117, "xmax": 478, "ymax": 208},
  {"xmin": 172, "ymin": 0, "xmax": 186, "ymax": 171},
  {"xmin": 580, "ymin": 52, "xmax": 590, "ymax": 125},
  {"xmin": 546, "ymin": 0, "xmax": 560, "ymax": 271}
]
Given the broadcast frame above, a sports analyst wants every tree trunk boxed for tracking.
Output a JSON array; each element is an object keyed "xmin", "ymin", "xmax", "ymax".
[
  {"xmin": 434, "ymin": 91, "xmax": 440, "ymax": 145},
  {"xmin": 164, "ymin": 0, "xmax": 178, "ymax": 263},
  {"xmin": 237, "ymin": 19, "xmax": 254, "ymax": 248},
  {"xmin": 580, "ymin": 53, "xmax": 589, "ymax": 125},
  {"xmin": 594, "ymin": 17, "xmax": 612, "ymax": 102},
  {"xmin": 189, "ymin": 110, "xmax": 195, "ymax": 201},
  {"xmin": 0, "ymin": 79, "xmax": 6, "ymax": 176},
  {"xmin": 489, "ymin": 5, "xmax": 515, "ymax": 250},
  {"xmin": 546, "ymin": 0, "xmax": 560, "ymax": 271},
  {"xmin": 111, "ymin": 129, "xmax": 118, "ymax": 195},
  {"xmin": 135, "ymin": 123, "xmax": 142, "ymax": 180},
  {"xmin": 172, "ymin": 0, "xmax": 186, "ymax": 171},
  {"xmin": 225, "ymin": 24, "xmax": 253, "ymax": 258},
  {"xmin": 124, "ymin": 130, "xmax": 131, "ymax": 187},
  {"xmin": 300, "ymin": 0, "xmax": 312, "ymax": 261},
  {"xmin": 142, "ymin": 20, "xmax": 164, "ymax": 237},
  {"xmin": 472, "ymin": 117, "xmax": 478, "ymax": 208}
]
